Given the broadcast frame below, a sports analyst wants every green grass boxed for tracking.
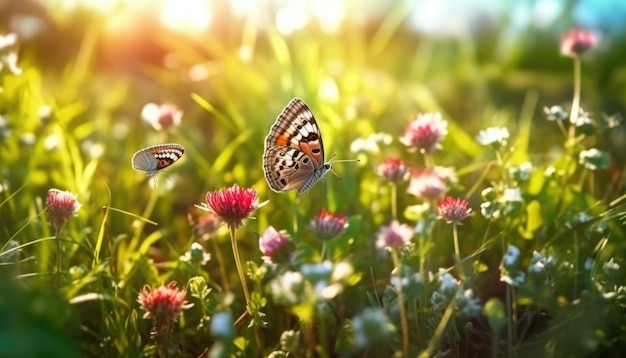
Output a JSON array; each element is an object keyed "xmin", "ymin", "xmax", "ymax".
[{"xmin": 2, "ymin": 2, "xmax": 626, "ymax": 357}]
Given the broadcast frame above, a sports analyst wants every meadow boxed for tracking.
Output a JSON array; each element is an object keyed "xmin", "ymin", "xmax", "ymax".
[{"xmin": 1, "ymin": 1, "xmax": 626, "ymax": 357}]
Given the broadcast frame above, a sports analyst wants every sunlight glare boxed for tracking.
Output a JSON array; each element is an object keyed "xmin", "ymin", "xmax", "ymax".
[
  {"xmin": 275, "ymin": 0, "xmax": 308, "ymax": 35},
  {"xmin": 310, "ymin": 0, "xmax": 345, "ymax": 33},
  {"xmin": 160, "ymin": 0, "xmax": 212, "ymax": 33},
  {"xmin": 231, "ymin": 0, "xmax": 263, "ymax": 17}
]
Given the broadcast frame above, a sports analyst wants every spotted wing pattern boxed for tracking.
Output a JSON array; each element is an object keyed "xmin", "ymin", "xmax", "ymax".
[
  {"xmin": 263, "ymin": 98, "xmax": 332, "ymax": 194},
  {"xmin": 132, "ymin": 143, "xmax": 185, "ymax": 177}
]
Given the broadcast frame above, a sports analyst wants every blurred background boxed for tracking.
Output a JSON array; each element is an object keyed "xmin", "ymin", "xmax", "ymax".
[
  {"xmin": 2, "ymin": 3, "xmax": 626, "ymax": 355},
  {"xmin": 3, "ymin": 0, "xmax": 626, "ymax": 111},
  {"xmin": 2, "ymin": 0, "xmax": 626, "ymax": 243}
]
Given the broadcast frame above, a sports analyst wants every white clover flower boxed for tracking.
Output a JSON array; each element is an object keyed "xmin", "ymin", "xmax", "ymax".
[
  {"xmin": 350, "ymin": 132, "xmax": 392, "ymax": 154},
  {"xmin": 269, "ymin": 271, "xmax": 307, "ymax": 305},
  {"xmin": 502, "ymin": 187, "xmax": 523, "ymax": 202},
  {"xmin": 476, "ymin": 127, "xmax": 510, "ymax": 147}
]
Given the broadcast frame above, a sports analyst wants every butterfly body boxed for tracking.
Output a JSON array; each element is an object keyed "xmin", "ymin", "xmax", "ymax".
[
  {"xmin": 132, "ymin": 143, "xmax": 184, "ymax": 177},
  {"xmin": 263, "ymin": 98, "xmax": 332, "ymax": 194}
]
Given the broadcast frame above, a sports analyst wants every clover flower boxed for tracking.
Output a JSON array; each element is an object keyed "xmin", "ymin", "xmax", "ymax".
[
  {"xmin": 400, "ymin": 113, "xmax": 448, "ymax": 153},
  {"xmin": 376, "ymin": 157, "xmax": 409, "ymax": 183},
  {"xmin": 437, "ymin": 196, "xmax": 472, "ymax": 225},
  {"xmin": 476, "ymin": 126, "xmax": 509, "ymax": 148},
  {"xmin": 203, "ymin": 184, "xmax": 261, "ymax": 228},
  {"xmin": 310, "ymin": 209, "xmax": 348, "ymax": 240},
  {"xmin": 138, "ymin": 282, "xmax": 193, "ymax": 342},
  {"xmin": 46, "ymin": 188, "xmax": 81, "ymax": 233},
  {"xmin": 376, "ymin": 220, "xmax": 414, "ymax": 249},
  {"xmin": 407, "ymin": 170, "xmax": 446, "ymax": 201},
  {"xmin": 259, "ymin": 226, "xmax": 294, "ymax": 265},
  {"xmin": 560, "ymin": 28, "xmax": 597, "ymax": 57},
  {"xmin": 141, "ymin": 102, "xmax": 183, "ymax": 131}
]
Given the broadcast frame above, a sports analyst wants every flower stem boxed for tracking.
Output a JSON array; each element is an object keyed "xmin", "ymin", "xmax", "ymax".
[
  {"xmin": 390, "ymin": 249, "xmax": 409, "ymax": 357},
  {"xmin": 229, "ymin": 226, "xmax": 251, "ymax": 303},
  {"xmin": 55, "ymin": 228, "xmax": 62, "ymax": 288},
  {"xmin": 321, "ymin": 241, "xmax": 328, "ymax": 261},
  {"xmin": 228, "ymin": 225, "xmax": 261, "ymax": 350},
  {"xmin": 452, "ymin": 224, "xmax": 465, "ymax": 280},
  {"xmin": 567, "ymin": 56, "xmax": 582, "ymax": 141}
]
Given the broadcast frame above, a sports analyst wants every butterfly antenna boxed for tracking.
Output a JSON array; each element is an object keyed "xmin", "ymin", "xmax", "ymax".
[{"xmin": 328, "ymin": 152, "xmax": 360, "ymax": 164}]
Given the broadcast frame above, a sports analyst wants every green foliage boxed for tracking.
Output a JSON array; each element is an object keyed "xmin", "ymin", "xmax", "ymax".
[{"xmin": 1, "ymin": 2, "xmax": 626, "ymax": 357}]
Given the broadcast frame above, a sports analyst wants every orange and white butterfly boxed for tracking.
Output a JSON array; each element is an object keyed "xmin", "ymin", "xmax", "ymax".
[
  {"xmin": 263, "ymin": 98, "xmax": 357, "ymax": 194},
  {"xmin": 131, "ymin": 143, "xmax": 185, "ymax": 177}
]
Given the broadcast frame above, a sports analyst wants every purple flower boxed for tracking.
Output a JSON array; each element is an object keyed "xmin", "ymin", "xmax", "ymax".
[{"xmin": 259, "ymin": 226, "xmax": 293, "ymax": 264}]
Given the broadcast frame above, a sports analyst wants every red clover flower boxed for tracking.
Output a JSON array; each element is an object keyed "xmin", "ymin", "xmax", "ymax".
[
  {"xmin": 560, "ymin": 28, "xmax": 597, "ymax": 57},
  {"xmin": 400, "ymin": 113, "xmax": 447, "ymax": 153},
  {"xmin": 376, "ymin": 157, "xmax": 409, "ymax": 183},
  {"xmin": 310, "ymin": 209, "xmax": 348, "ymax": 240},
  {"xmin": 46, "ymin": 188, "xmax": 81, "ymax": 233},
  {"xmin": 438, "ymin": 196, "xmax": 472, "ymax": 225},
  {"xmin": 203, "ymin": 184, "xmax": 262, "ymax": 228},
  {"xmin": 138, "ymin": 282, "xmax": 193, "ymax": 341}
]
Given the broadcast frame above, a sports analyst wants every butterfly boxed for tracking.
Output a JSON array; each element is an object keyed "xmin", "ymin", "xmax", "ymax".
[
  {"xmin": 263, "ymin": 98, "xmax": 357, "ymax": 194},
  {"xmin": 131, "ymin": 143, "xmax": 185, "ymax": 177}
]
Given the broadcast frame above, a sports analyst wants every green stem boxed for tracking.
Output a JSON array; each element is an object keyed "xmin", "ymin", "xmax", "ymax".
[
  {"xmin": 56, "ymin": 227, "xmax": 62, "ymax": 288},
  {"xmin": 567, "ymin": 56, "xmax": 582, "ymax": 141},
  {"xmin": 228, "ymin": 225, "xmax": 261, "ymax": 350},
  {"xmin": 321, "ymin": 241, "xmax": 328, "ymax": 261},
  {"xmin": 391, "ymin": 249, "xmax": 409, "ymax": 357},
  {"xmin": 229, "ymin": 226, "xmax": 251, "ymax": 303},
  {"xmin": 452, "ymin": 224, "xmax": 465, "ymax": 280}
]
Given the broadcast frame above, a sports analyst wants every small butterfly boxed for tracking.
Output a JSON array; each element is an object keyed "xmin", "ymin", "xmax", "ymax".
[
  {"xmin": 263, "ymin": 98, "xmax": 357, "ymax": 194},
  {"xmin": 132, "ymin": 143, "xmax": 185, "ymax": 177}
]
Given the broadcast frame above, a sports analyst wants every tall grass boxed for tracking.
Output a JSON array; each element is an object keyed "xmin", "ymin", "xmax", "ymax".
[{"xmin": 1, "ymin": 2, "xmax": 626, "ymax": 357}]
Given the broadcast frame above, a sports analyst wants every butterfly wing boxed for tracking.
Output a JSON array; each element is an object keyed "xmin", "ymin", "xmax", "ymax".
[
  {"xmin": 263, "ymin": 146, "xmax": 319, "ymax": 192},
  {"xmin": 263, "ymin": 98, "xmax": 326, "ymax": 192},
  {"xmin": 132, "ymin": 143, "xmax": 185, "ymax": 176}
]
